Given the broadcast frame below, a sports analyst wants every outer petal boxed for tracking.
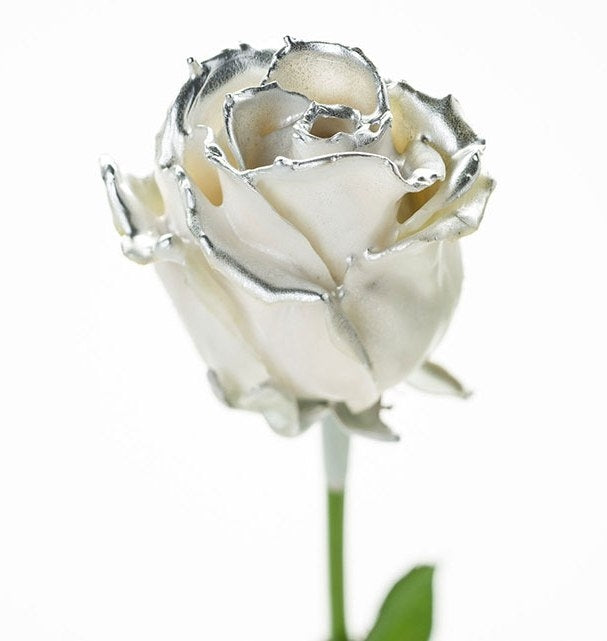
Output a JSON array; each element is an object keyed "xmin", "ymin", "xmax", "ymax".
[
  {"xmin": 158, "ymin": 46, "xmax": 275, "ymax": 157},
  {"xmin": 215, "ymin": 278, "xmax": 380, "ymax": 412},
  {"xmin": 169, "ymin": 129, "xmax": 337, "ymax": 296},
  {"xmin": 388, "ymin": 81, "xmax": 482, "ymax": 157},
  {"xmin": 155, "ymin": 253, "xmax": 269, "ymax": 402},
  {"xmin": 370, "ymin": 174, "xmax": 495, "ymax": 257},
  {"xmin": 248, "ymin": 154, "xmax": 412, "ymax": 281},
  {"xmin": 340, "ymin": 240, "xmax": 464, "ymax": 392},
  {"xmin": 173, "ymin": 163, "xmax": 327, "ymax": 302},
  {"xmin": 209, "ymin": 371, "xmax": 329, "ymax": 437},
  {"xmin": 168, "ymin": 156, "xmax": 381, "ymax": 411},
  {"xmin": 155, "ymin": 46, "xmax": 275, "ymax": 205},
  {"xmin": 100, "ymin": 157, "xmax": 184, "ymax": 265},
  {"xmin": 387, "ymin": 81, "xmax": 493, "ymax": 244}
]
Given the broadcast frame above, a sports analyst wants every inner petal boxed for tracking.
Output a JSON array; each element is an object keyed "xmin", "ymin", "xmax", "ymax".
[
  {"xmin": 264, "ymin": 38, "xmax": 386, "ymax": 117},
  {"xmin": 225, "ymin": 83, "xmax": 311, "ymax": 169},
  {"xmin": 310, "ymin": 116, "xmax": 356, "ymax": 138},
  {"xmin": 289, "ymin": 103, "xmax": 361, "ymax": 158}
]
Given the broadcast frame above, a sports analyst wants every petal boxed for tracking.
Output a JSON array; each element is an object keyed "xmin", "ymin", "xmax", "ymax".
[
  {"xmin": 164, "ymin": 143, "xmax": 385, "ymax": 410},
  {"xmin": 264, "ymin": 37, "xmax": 388, "ymax": 118},
  {"xmin": 224, "ymin": 84, "xmax": 385, "ymax": 169},
  {"xmin": 397, "ymin": 139, "xmax": 446, "ymax": 189},
  {"xmin": 156, "ymin": 46, "xmax": 275, "ymax": 194},
  {"xmin": 406, "ymin": 361, "xmax": 471, "ymax": 398},
  {"xmin": 290, "ymin": 103, "xmax": 361, "ymax": 159},
  {"xmin": 158, "ymin": 252, "xmax": 348, "ymax": 436},
  {"xmin": 372, "ymin": 174, "xmax": 496, "ymax": 256},
  {"xmin": 100, "ymin": 157, "xmax": 183, "ymax": 264},
  {"xmin": 215, "ymin": 280, "xmax": 380, "ymax": 412},
  {"xmin": 340, "ymin": 240, "xmax": 464, "ymax": 392},
  {"xmin": 155, "ymin": 257, "xmax": 270, "ymax": 401},
  {"xmin": 225, "ymin": 82, "xmax": 312, "ymax": 169},
  {"xmin": 248, "ymin": 153, "xmax": 410, "ymax": 280},
  {"xmin": 211, "ymin": 139, "xmax": 335, "ymax": 290},
  {"xmin": 216, "ymin": 376, "xmax": 301, "ymax": 436},
  {"xmin": 159, "ymin": 46, "xmax": 274, "ymax": 156},
  {"xmin": 172, "ymin": 164, "xmax": 324, "ymax": 302},
  {"xmin": 172, "ymin": 130, "xmax": 336, "ymax": 297},
  {"xmin": 387, "ymin": 81, "xmax": 494, "ymax": 242},
  {"xmin": 209, "ymin": 373, "xmax": 328, "ymax": 437},
  {"xmin": 388, "ymin": 81, "xmax": 483, "ymax": 157},
  {"xmin": 169, "ymin": 158, "xmax": 381, "ymax": 409}
]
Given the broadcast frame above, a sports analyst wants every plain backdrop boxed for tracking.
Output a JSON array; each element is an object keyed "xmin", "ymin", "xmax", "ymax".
[{"xmin": 1, "ymin": 1, "xmax": 606, "ymax": 640}]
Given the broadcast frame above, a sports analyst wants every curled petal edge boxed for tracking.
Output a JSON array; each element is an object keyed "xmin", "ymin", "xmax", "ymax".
[
  {"xmin": 224, "ymin": 82, "xmax": 311, "ymax": 169},
  {"xmin": 389, "ymin": 81, "xmax": 485, "ymax": 156},
  {"xmin": 264, "ymin": 36, "xmax": 389, "ymax": 120},
  {"xmin": 367, "ymin": 174, "xmax": 496, "ymax": 259},
  {"xmin": 157, "ymin": 46, "xmax": 275, "ymax": 168},
  {"xmin": 173, "ymin": 163, "xmax": 325, "ymax": 303},
  {"xmin": 100, "ymin": 157, "xmax": 184, "ymax": 265}
]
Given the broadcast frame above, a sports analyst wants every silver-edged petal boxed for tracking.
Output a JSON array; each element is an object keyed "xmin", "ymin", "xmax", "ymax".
[
  {"xmin": 214, "ymin": 282, "xmax": 380, "ymax": 412},
  {"xmin": 386, "ymin": 81, "xmax": 492, "ymax": 243},
  {"xmin": 264, "ymin": 37, "xmax": 388, "ymax": 119},
  {"xmin": 370, "ymin": 174, "xmax": 495, "ymax": 257},
  {"xmin": 389, "ymin": 81, "xmax": 483, "ymax": 157},
  {"xmin": 247, "ymin": 153, "xmax": 412, "ymax": 280},
  {"xmin": 199, "ymin": 127, "xmax": 337, "ymax": 292},
  {"xmin": 164, "ymin": 130, "xmax": 387, "ymax": 410},
  {"xmin": 100, "ymin": 157, "xmax": 184, "ymax": 265},
  {"xmin": 341, "ymin": 240, "xmax": 464, "ymax": 392},
  {"xmin": 156, "ymin": 46, "xmax": 275, "ymax": 196},
  {"xmin": 224, "ymin": 82, "xmax": 312, "ymax": 169},
  {"xmin": 291, "ymin": 103, "xmax": 361, "ymax": 158},
  {"xmin": 155, "ymin": 258, "xmax": 271, "ymax": 402},
  {"xmin": 406, "ymin": 361, "xmax": 471, "ymax": 398},
  {"xmin": 397, "ymin": 139, "xmax": 446, "ymax": 190},
  {"xmin": 173, "ymin": 163, "xmax": 326, "ymax": 303}
]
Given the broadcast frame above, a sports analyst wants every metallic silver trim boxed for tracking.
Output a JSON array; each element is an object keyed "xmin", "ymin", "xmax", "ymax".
[
  {"xmin": 100, "ymin": 157, "xmax": 183, "ymax": 265},
  {"xmin": 172, "ymin": 164, "xmax": 325, "ymax": 303},
  {"xmin": 158, "ymin": 46, "xmax": 275, "ymax": 168},
  {"xmin": 100, "ymin": 156, "xmax": 136, "ymax": 237},
  {"xmin": 264, "ymin": 37, "xmax": 389, "ymax": 119},
  {"xmin": 223, "ymin": 81, "xmax": 312, "ymax": 169}
]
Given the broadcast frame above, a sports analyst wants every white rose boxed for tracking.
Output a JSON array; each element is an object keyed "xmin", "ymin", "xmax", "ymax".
[{"xmin": 101, "ymin": 37, "xmax": 494, "ymax": 439}]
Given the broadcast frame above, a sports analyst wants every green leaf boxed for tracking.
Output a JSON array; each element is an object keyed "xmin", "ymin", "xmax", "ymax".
[{"xmin": 365, "ymin": 565, "xmax": 434, "ymax": 641}]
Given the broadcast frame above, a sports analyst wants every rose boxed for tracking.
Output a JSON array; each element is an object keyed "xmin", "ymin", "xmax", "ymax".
[{"xmin": 100, "ymin": 37, "xmax": 494, "ymax": 439}]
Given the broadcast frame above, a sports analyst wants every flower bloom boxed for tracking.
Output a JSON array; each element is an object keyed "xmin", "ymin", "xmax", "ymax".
[{"xmin": 101, "ymin": 38, "xmax": 494, "ymax": 439}]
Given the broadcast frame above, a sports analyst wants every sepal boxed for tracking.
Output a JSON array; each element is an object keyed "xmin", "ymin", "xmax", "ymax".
[{"xmin": 407, "ymin": 361, "xmax": 471, "ymax": 398}]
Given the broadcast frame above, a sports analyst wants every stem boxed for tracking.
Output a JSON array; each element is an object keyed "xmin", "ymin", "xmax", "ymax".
[
  {"xmin": 323, "ymin": 417, "xmax": 350, "ymax": 641},
  {"xmin": 328, "ymin": 488, "xmax": 347, "ymax": 641}
]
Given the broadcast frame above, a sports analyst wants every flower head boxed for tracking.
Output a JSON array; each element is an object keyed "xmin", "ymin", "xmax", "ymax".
[{"xmin": 101, "ymin": 37, "xmax": 494, "ymax": 439}]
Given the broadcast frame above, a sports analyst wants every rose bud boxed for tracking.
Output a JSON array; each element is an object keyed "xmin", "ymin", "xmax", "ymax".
[{"xmin": 101, "ymin": 37, "xmax": 494, "ymax": 439}]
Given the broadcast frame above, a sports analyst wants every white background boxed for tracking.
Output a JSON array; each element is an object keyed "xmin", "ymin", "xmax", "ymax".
[{"xmin": 1, "ymin": 1, "xmax": 606, "ymax": 640}]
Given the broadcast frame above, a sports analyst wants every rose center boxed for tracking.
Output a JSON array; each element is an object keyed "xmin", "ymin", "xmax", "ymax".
[{"xmin": 309, "ymin": 116, "xmax": 356, "ymax": 138}]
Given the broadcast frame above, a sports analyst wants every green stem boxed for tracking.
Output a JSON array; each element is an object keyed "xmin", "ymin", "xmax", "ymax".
[
  {"xmin": 328, "ymin": 487, "xmax": 347, "ymax": 641},
  {"xmin": 322, "ymin": 417, "xmax": 350, "ymax": 641}
]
